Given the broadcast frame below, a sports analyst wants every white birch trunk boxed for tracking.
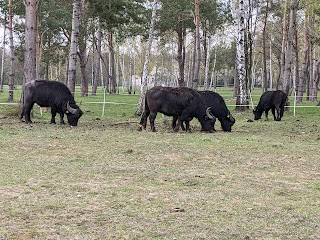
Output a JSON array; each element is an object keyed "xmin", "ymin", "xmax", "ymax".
[
  {"xmin": 67, "ymin": 0, "xmax": 81, "ymax": 95},
  {"xmin": 136, "ymin": 0, "xmax": 158, "ymax": 115},
  {"xmin": 204, "ymin": 37, "xmax": 211, "ymax": 90},
  {"xmin": 231, "ymin": 0, "xmax": 246, "ymax": 109}
]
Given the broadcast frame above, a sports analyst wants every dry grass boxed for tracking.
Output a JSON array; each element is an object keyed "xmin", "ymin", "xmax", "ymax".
[{"xmin": 0, "ymin": 97, "xmax": 320, "ymax": 239}]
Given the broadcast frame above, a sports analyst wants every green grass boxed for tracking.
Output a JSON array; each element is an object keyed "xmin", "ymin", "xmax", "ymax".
[{"xmin": 0, "ymin": 86, "xmax": 320, "ymax": 239}]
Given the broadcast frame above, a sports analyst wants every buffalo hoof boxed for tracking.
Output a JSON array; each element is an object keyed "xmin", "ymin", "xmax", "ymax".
[
  {"xmin": 173, "ymin": 127, "xmax": 180, "ymax": 132},
  {"xmin": 138, "ymin": 124, "xmax": 145, "ymax": 131}
]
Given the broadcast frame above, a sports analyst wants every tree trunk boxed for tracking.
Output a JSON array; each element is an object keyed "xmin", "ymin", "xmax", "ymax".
[
  {"xmin": 310, "ymin": 59, "xmax": 319, "ymax": 102},
  {"xmin": 135, "ymin": 0, "xmax": 158, "ymax": 116},
  {"xmin": 78, "ymin": 49, "xmax": 89, "ymax": 96},
  {"xmin": 176, "ymin": 26, "xmax": 186, "ymax": 87},
  {"xmin": 280, "ymin": 0, "xmax": 288, "ymax": 87},
  {"xmin": 293, "ymin": 14, "xmax": 299, "ymax": 99},
  {"xmin": 23, "ymin": 0, "xmax": 38, "ymax": 85},
  {"xmin": 283, "ymin": 0, "xmax": 298, "ymax": 96},
  {"xmin": 297, "ymin": 13, "xmax": 309, "ymax": 103},
  {"xmin": 231, "ymin": 0, "xmax": 247, "ymax": 110},
  {"xmin": 204, "ymin": 36, "xmax": 210, "ymax": 90},
  {"xmin": 9, "ymin": 0, "xmax": 16, "ymax": 102},
  {"xmin": 190, "ymin": 32, "xmax": 196, "ymax": 86},
  {"xmin": 307, "ymin": 38, "xmax": 314, "ymax": 101},
  {"xmin": 108, "ymin": 31, "xmax": 116, "ymax": 94},
  {"xmin": 0, "ymin": 14, "xmax": 6, "ymax": 92},
  {"xmin": 67, "ymin": 0, "xmax": 81, "ymax": 95},
  {"xmin": 92, "ymin": 21, "xmax": 101, "ymax": 96},
  {"xmin": 262, "ymin": 0, "xmax": 269, "ymax": 93},
  {"xmin": 192, "ymin": 0, "xmax": 201, "ymax": 90}
]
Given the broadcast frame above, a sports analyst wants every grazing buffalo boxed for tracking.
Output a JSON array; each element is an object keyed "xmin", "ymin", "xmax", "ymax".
[
  {"xmin": 172, "ymin": 91, "xmax": 236, "ymax": 132},
  {"xmin": 20, "ymin": 80, "xmax": 83, "ymax": 126},
  {"xmin": 139, "ymin": 86, "xmax": 216, "ymax": 132},
  {"xmin": 253, "ymin": 90, "xmax": 287, "ymax": 121}
]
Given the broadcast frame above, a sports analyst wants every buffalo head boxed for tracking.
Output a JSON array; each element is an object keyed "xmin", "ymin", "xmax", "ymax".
[
  {"xmin": 253, "ymin": 107, "xmax": 262, "ymax": 120},
  {"xmin": 66, "ymin": 101, "xmax": 83, "ymax": 126},
  {"xmin": 201, "ymin": 107, "xmax": 216, "ymax": 132},
  {"xmin": 220, "ymin": 111, "xmax": 236, "ymax": 132}
]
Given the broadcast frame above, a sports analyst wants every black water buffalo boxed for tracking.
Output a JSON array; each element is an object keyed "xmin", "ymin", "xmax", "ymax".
[
  {"xmin": 139, "ymin": 86, "xmax": 216, "ymax": 132},
  {"xmin": 253, "ymin": 90, "xmax": 287, "ymax": 121},
  {"xmin": 172, "ymin": 91, "xmax": 236, "ymax": 132},
  {"xmin": 20, "ymin": 80, "xmax": 83, "ymax": 126}
]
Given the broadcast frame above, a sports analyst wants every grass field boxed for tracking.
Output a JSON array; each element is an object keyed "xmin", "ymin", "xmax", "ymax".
[{"xmin": 0, "ymin": 86, "xmax": 320, "ymax": 239}]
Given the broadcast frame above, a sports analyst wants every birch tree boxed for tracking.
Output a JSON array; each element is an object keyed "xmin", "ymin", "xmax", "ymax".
[
  {"xmin": 67, "ymin": 0, "xmax": 81, "ymax": 95},
  {"xmin": 135, "ymin": 0, "xmax": 158, "ymax": 116},
  {"xmin": 23, "ymin": 0, "xmax": 39, "ymax": 84},
  {"xmin": 262, "ymin": 0, "xmax": 269, "ymax": 92},
  {"xmin": 230, "ymin": 0, "xmax": 247, "ymax": 110}
]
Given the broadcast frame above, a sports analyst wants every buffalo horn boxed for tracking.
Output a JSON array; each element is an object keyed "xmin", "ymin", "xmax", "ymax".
[
  {"xmin": 229, "ymin": 115, "xmax": 235, "ymax": 123},
  {"xmin": 67, "ymin": 101, "xmax": 78, "ymax": 115},
  {"xmin": 227, "ymin": 112, "xmax": 235, "ymax": 123},
  {"xmin": 205, "ymin": 107, "xmax": 215, "ymax": 120}
]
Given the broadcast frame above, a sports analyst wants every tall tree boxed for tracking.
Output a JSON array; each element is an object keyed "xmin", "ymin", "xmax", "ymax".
[
  {"xmin": 8, "ymin": 0, "xmax": 15, "ymax": 102},
  {"xmin": 283, "ymin": 0, "xmax": 298, "ymax": 96},
  {"xmin": 136, "ymin": 0, "xmax": 158, "ymax": 116},
  {"xmin": 192, "ymin": 0, "xmax": 201, "ymax": 89},
  {"xmin": 67, "ymin": 0, "xmax": 81, "ymax": 95},
  {"xmin": 23, "ymin": 0, "xmax": 39, "ymax": 84},
  {"xmin": 0, "ymin": 13, "xmax": 6, "ymax": 92},
  {"xmin": 231, "ymin": 0, "xmax": 247, "ymax": 110},
  {"xmin": 92, "ymin": 19, "xmax": 101, "ymax": 96},
  {"xmin": 78, "ymin": 0, "xmax": 89, "ymax": 96},
  {"xmin": 297, "ymin": 11, "xmax": 309, "ymax": 103},
  {"xmin": 262, "ymin": 0, "xmax": 269, "ymax": 93},
  {"xmin": 157, "ymin": 0, "xmax": 193, "ymax": 87}
]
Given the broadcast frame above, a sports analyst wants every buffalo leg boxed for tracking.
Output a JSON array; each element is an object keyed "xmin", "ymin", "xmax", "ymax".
[
  {"xmin": 279, "ymin": 106, "xmax": 285, "ymax": 120},
  {"xmin": 59, "ymin": 112, "xmax": 65, "ymax": 124},
  {"xmin": 275, "ymin": 106, "xmax": 282, "ymax": 121},
  {"xmin": 178, "ymin": 110, "xmax": 192, "ymax": 132},
  {"xmin": 172, "ymin": 115, "xmax": 178, "ymax": 130},
  {"xmin": 149, "ymin": 112, "xmax": 157, "ymax": 132},
  {"xmin": 271, "ymin": 108, "xmax": 276, "ymax": 121},
  {"xmin": 173, "ymin": 116, "xmax": 187, "ymax": 131},
  {"xmin": 24, "ymin": 102, "xmax": 34, "ymax": 124},
  {"xmin": 139, "ymin": 110, "xmax": 149, "ymax": 130},
  {"xmin": 184, "ymin": 120, "xmax": 190, "ymax": 132},
  {"xmin": 50, "ymin": 107, "xmax": 57, "ymax": 124},
  {"xmin": 264, "ymin": 109, "xmax": 269, "ymax": 121}
]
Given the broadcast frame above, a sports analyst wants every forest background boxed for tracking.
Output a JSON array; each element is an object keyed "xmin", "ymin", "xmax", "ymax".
[{"xmin": 0, "ymin": 0, "xmax": 319, "ymax": 113}]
